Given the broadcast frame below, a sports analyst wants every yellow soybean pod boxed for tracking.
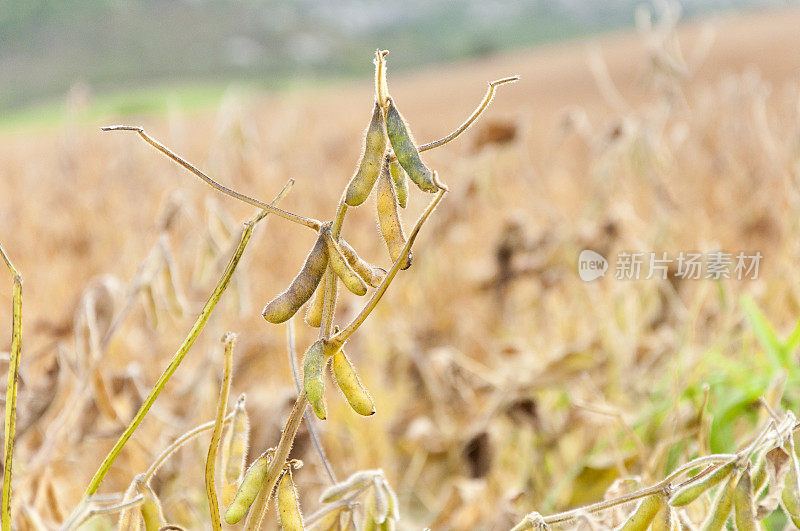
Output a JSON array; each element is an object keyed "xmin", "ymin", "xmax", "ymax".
[
  {"xmin": 669, "ymin": 461, "xmax": 735, "ymax": 506},
  {"xmin": 650, "ymin": 502, "xmax": 673, "ymax": 531},
  {"xmin": 376, "ymin": 158, "xmax": 411, "ymax": 270},
  {"xmin": 619, "ymin": 493, "xmax": 664, "ymax": 531},
  {"xmin": 262, "ymin": 231, "xmax": 328, "ymax": 324},
  {"xmin": 222, "ymin": 394, "xmax": 250, "ymax": 506},
  {"xmin": 323, "ymin": 226, "xmax": 368, "ymax": 296},
  {"xmin": 304, "ymin": 275, "xmax": 327, "ymax": 328},
  {"xmin": 345, "ymin": 103, "xmax": 388, "ymax": 207},
  {"xmin": 385, "ymin": 97, "xmax": 437, "ymax": 193},
  {"xmin": 224, "ymin": 453, "xmax": 270, "ymax": 524},
  {"xmin": 304, "ymin": 340, "xmax": 328, "ymax": 420},
  {"xmin": 332, "ymin": 350, "xmax": 375, "ymax": 416},
  {"xmin": 339, "ymin": 239, "xmax": 386, "ymax": 288},
  {"xmin": 277, "ymin": 469, "xmax": 304, "ymax": 530},
  {"xmin": 701, "ymin": 471, "xmax": 738, "ymax": 531},
  {"xmin": 389, "ymin": 160, "xmax": 408, "ymax": 209},
  {"xmin": 733, "ymin": 469, "xmax": 757, "ymax": 531}
]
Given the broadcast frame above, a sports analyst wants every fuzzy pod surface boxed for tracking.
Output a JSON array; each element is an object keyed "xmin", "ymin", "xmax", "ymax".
[
  {"xmin": 376, "ymin": 158, "xmax": 411, "ymax": 270},
  {"xmin": 339, "ymin": 238, "xmax": 386, "ymax": 288},
  {"xmin": 304, "ymin": 340, "xmax": 328, "ymax": 420},
  {"xmin": 324, "ymin": 227, "xmax": 368, "ymax": 296},
  {"xmin": 389, "ymin": 160, "xmax": 408, "ymax": 208},
  {"xmin": 619, "ymin": 494, "xmax": 664, "ymax": 531},
  {"xmin": 224, "ymin": 453, "xmax": 270, "ymax": 524},
  {"xmin": 385, "ymin": 98, "xmax": 437, "ymax": 193},
  {"xmin": 277, "ymin": 469, "xmax": 304, "ymax": 530},
  {"xmin": 332, "ymin": 350, "xmax": 376, "ymax": 416},
  {"xmin": 670, "ymin": 461, "xmax": 735, "ymax": 506},
  {"xmin": 262, "ymin": 231, "xmax": 328, "ymax": 324},
  {"xmin": 346, "ymin": 102, "xmax": 388, "ymax": 207}
]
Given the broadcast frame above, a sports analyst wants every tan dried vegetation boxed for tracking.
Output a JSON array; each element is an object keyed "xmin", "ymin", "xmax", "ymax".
[{"xmin": 2, "ymin": 3, "xmax": 800, "ymax": 529}]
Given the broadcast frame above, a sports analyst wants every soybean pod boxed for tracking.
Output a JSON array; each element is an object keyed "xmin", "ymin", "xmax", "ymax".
[
  {"xmin": 376, "ymin": 157, "xmax": 411, "ymax": 270},
  {"xmin": 224, "ymin": 452, "xmax": 270, "ymax": 524},
  {"xmin": 338, "ymin": 238, "xmax": 386, "ymax": 288},
  {"xmin": 277, "ymin": 469, "xmax": 304, "ymax": 530},
  {"xmin": 332, "ymin": 350, "xmax": 376, "ymax": 416},
  {"xmin": 389, "ymin": 160, "xmax": 408, "ymax": 208},
  {"xmin": 345, "ymin": 102, "xmax": 388, "ymax": 207},
  {"xmin": 304, "ymin": 340, "xmax": 328, "ymax": 420},
  {"xmin": 670, "ymin": 461, "xmax": 735, "ymax": 506},
  {"xmin": 701, "ymin": 470, "xmax": 739, "ymax": 531},
  {"xmin": 733, "ymin": 469, "xmax": 757, "ymax": 531},
  {"xmin": 385, "ymin": 97, "xmax": 437, "ymax": 193},
  {"xmin": 262, "ymin": 230, "xmax": 328, "ymax": 324},
  {"xmin": 619, "ymin": 493, "xmax": 664, "ymax": 531},
  {"xmin": 221, "ymin": 394, "xmax": 250, "ymax": 506},
  {"xmin": 323, "ymin": 226, "xmax": 368, "ymax": 296},
  {"xmin": 304, "ymin": 275, "xmax": 326, "ymax": 328}
]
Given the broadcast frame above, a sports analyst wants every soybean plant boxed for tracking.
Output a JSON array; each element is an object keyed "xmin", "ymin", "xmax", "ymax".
[{"xmin": 56, "ymin": 50, "xmax": 517, "ymax": 530}]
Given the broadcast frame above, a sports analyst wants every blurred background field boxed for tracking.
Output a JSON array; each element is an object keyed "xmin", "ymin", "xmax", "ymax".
[{"xmin": 3, "ymin": 1, "xmax": 800, "ymax": 529}]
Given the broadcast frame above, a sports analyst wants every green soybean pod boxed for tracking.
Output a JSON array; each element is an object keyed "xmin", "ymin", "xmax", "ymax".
[
  {"xmin": 752, "ymin": 457, "xmax": 767, "ymax": 495},
  {"xmin": 385, "ymin": 97, "xmax": 437, "ymax": 193},
  {"xmin": 389, "ymin": 161, "xmax": 408, "ymax": 209},
  {"xmin": 619, "ymin": 494, "xmax": 664, "ymax": 531},
  {"xmin": 782, "ymin": 463, "xmax": 800, "ymax": 528},
  {"xmin": 262, "ymin": 231, "xmax": 328, "ymax": 324},
  {"xmin": 140, "ymin": 485, "xmax": 166, "ymax": 531},
  {"xmin": 701, "ymin": 471, "xmax": 738, "ymax": 531},
  {"xmin": 332, "ymin": 350, "xmax": 375, "ymax": 416},
  {"xmin": 222, "ymin": 394, "xmax": 250, "ymax": 506},
  {"xmin": 323, "ymin": 227, "xmax": 368, "ymax": 296},
  {"xmin": 224, "ymin": 453, "xmax": 270, "ymax": 524},
  {"xmin": 277, "ymin": 469, "xmax": 304, "ymax": 531},
  {"xmin": 670, "ymin": 461, "xmax": 735, "ymax": 507},
  {"xmin": 338, "ymin": 238, "xmax": 386, "ymax": 288},
  {"xmin": 304, "ymin": 340, "xmax": 327, "ymax": 420},
  {"xmin": 650, "ymin": 502, "xmax": 673, "ymax": 531},
  {"xmin": 733, "ymin": 469, "xmax": 757, "ymax": 531},
  {"xmin": 376, "ymin": 158, "xmax": 411, "ymax": 270},
  {"xmin": 345, "ymin": 102, "xmax": 388, "ymax": 206},
  {"xmin": 304, "ymin": 275, "xmax": 326, "ymax": 328}
]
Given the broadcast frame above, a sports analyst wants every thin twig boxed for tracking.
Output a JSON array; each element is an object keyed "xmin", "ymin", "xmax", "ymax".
[
  {"xmin": 330, "ymin": 188, "xmax": 446, "ymax": 348},
  {"xmin": 287, "ymin": 319, "xmax": 337, "ymax": 484},
  {"xmin": 102, "ymin": 126, "xmax": 322, "ymax": 231},
  {"xmin": 414, "ymin": 76, "xmax": 519, "ymax": 154},
  {"xmin": 144, "ymin": 414, "xmax": 235, "ymax": 485},
  {"xmin": 206, "ymin": 333, "xmax": 237, "ymax": 530}
]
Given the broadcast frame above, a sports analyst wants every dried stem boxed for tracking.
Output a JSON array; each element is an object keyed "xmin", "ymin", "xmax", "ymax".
[
  {"xmin": 143, "ymin": 415, "xmax": 234, "ymax": 485},
  {"xmin": 102, "ymin": 126, "xmax": 322, "ymax": 231},
  {"xmin": 206, "ymin": 333, "xmax": 237, "ymax": 530},
  {"xmin": 406, "ymin": 76, "xmax": 519, "ymax": 156},
  {"xmin": 243, "ymin": 392, "xmax": 307, "ymax": 530},
  {"xmin": 331, "ymin": 188, "xmax": 446, "ymax": 348},
  {"xmin": 1, "ymin": 242, "xmax": 22, "ymax": 530},
  {"xmin": 82, "ymin": 182, "xmax": 292, "ymax": 497}
]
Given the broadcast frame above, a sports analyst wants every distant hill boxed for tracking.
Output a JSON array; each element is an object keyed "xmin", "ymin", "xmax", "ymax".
[{"xmin": 0, "ymin": 0, "xmax": 789, "ymax": 113}]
